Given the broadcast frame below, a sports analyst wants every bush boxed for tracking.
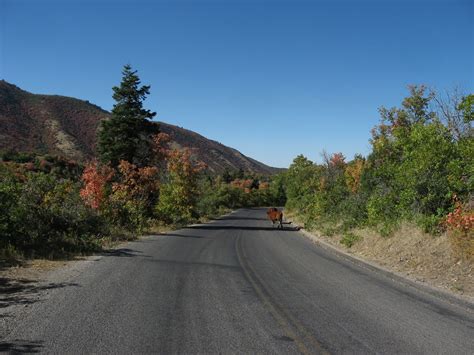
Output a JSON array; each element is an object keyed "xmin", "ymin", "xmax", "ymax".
[
  {"xmin": 155, "ymin": 183, "xmax": 197, "ymax": 224},
  {"xmin": 416, "ymin": 214, "xmax": 443, "ymax": 235},
  {"xmin": 155, "ymin": 149, "xmax": 204, "ymax": 224},
  {"xmin": 445, "ymin": 200, "xmax": 474, "ymax": 259},
  {"xmin": 340, "ymin": 232, "xmax": 361, "ymax": 248},
  {"xmin": 377, "ymin": 221, "xmax": 398, "ymax": 238},
  {"xmin": 1, "ymin": 169, "xmax": 107, "ymax": 258},
  {"xmin": 366, "ymin": 190, "xmax": 399, "ymax": 226},
  {"xmin": 105, "ymin": 191, "xmax": 149, "ymax": 233},
  {"xmin": 196, "ymin": 178, "xmax": 228, "ymax": 217},
  {"xmin": 322, "ymin": 225, "xmax": 337, "ymax": 237}
]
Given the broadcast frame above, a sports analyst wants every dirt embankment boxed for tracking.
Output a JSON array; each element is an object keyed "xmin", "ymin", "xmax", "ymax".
[{"xmin": 287, "ymin": 212, "xmax": 473, "ymax": 299}]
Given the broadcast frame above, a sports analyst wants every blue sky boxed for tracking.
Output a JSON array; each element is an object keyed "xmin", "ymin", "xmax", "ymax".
[{"xmin": 1, "ymin": 0, "xmax": 473, "ymax": 168}]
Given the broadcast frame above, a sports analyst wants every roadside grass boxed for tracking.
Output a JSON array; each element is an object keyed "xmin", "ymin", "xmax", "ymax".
[
  {"xmin": 448, "ymin": 229, "xmax": 474, "ymax": 261},
  {"xmin": 340, "ymin": 232, "xmax": 361, "ymax": 248}
]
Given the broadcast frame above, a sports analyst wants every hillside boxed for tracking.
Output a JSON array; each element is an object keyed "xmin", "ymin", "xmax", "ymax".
[
  {"xmin": 158, "ymin": 122, "xmax": 280, "ymax": 174},
  {"xmin": 0, "ymin": 80, "xmax": 281, "ymax": 174}
]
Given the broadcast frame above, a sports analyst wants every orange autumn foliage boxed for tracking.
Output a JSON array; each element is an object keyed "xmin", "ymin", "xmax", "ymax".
[
  {"xmin": 230, "ymin": 178, "xmax": 253, "ymax": 193},
  {"xmin": 152, "ymin": 132, "xmax": 172, "ymax": 163},
  {"xmin": 330, "ymin": 152, "xmax": 346, "ymax": 167},
  {"xmin": 80, "ymin": 161, "xmax": 114, "ymax": 210},
  {"xmin": 167, "ymin": 148, "xmax": 206, "ymax": 178},
  {"xmin": 445, "ymin": 198, "xmax": 474, "ymax": 259},
  {"xmin": 445, "ymin": 198, "xmax": 474, "ymax": 233},
  {"xmin": 259, "ymin": 182, "xmax": 269, "ymax": 190},
  {"xmin": 112, "ymin": 160, "xmax": 160, "ymax": 201}
]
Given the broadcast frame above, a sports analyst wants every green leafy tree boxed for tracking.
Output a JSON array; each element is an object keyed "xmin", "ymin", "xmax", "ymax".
[
  {"xmin": 268, "ymin": 173, "xmax": 287, "ymax": 205},
  {"xmin": 98, "ymin": 64, "xmax": 158, "ymax": 167},
  {"xmin": 285, "ymin": 155, "xmax": 319, "ymax": 214},
  {"xmin": 458, "ymin": 94, "xmax": 474, "ymax": 124},
  {"xmin": 155, "ymin": 149, "xmax": 205, "ymax": 224}
]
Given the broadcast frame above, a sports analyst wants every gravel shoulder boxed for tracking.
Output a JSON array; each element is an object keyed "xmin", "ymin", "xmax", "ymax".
[{"xmin": 287, "ymin": 212, "xmax": 473, "ymax": 304}]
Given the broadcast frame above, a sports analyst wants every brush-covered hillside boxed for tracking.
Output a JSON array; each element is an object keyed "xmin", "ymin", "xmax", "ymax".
[{"xmin": 0, "ymin": 80, "xmax": 281, "ymax": 174}]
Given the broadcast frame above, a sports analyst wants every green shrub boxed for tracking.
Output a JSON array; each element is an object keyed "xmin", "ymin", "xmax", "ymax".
[
  {"xmin": 366, "ymin": 190, "xmax": 399, "ymax": 226},
  {"xmin": 377, "ymin": 221, "xmax": 398, "ymax": 238},
  {"xmin": 105, "ymin": 193, "xmax": 149, "ymax": 233},
  {"xmin": 416, "ymin": 214, "xmax": 443, "ymax": 235},
  {"xmin": 0, "ymin": 169, "xmax": 107, "ymax": 258},
  {"xmin": 340, "ymin": 232, "xmax": 361, "ymax": 248},
  {"xmin": 155, "ymin": 182, "xmax": 199, "ymax": 224},
  {"xmin": 322, "ymin": 226, "xmax": 337, "ymax": 237}
]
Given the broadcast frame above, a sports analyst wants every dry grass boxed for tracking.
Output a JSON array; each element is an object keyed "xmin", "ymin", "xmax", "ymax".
[
  {"xmin": 0, "ymin": 259, "xmax": 73, "ymax": 282},
  {"xmin": 144, "ymin": 222, "xmax": 176, "ymax": 235},
  {"xmin": 448, "ymin": 230, "xmax": 474, "ymax": 261},
  {"xmin": 349, "ymin": 224, "xmax": 473, "ymax": 297}
]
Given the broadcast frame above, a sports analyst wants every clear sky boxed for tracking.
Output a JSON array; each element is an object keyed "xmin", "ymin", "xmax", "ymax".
[{"xmin": 1, "ymin": 0, "xmax": 473, "ymax": 168}]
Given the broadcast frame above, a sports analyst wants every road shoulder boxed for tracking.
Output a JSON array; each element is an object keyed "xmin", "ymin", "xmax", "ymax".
[{"xmin": 295, "ymin": 226, "xmax": 474, "ymax": 312}]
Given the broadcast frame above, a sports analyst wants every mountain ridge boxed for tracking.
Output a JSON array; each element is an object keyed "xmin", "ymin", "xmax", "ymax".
[{"xmin": 0, "ymin": 80, "xmax": 282, "ymax": 174}]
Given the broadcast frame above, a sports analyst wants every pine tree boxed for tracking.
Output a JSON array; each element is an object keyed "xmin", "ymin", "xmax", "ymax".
[{"xmin": 98, "ymin": 64, "xmax": 158, "ymax": 167}]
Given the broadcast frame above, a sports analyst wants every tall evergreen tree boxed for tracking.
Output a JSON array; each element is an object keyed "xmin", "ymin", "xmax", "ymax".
[{"xmin": 98, "ymin": 64, "xmax": 158, "ymax": 167}]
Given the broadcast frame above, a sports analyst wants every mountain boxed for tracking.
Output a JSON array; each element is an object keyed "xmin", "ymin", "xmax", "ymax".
[
  {"xmin": 0, "ymin": 80, "xmax": 281, "ymax": 174},
  {"xmin": 157, "ymin": 122, "xmax": 280, "ymax": 174}
]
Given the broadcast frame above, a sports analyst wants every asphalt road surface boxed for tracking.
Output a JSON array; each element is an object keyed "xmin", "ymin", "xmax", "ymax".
[{"xmin": 1, "ymin": 208, "xmax": 473, "ymax": 354}]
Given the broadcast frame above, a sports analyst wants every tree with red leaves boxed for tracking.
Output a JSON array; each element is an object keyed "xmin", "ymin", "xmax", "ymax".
[{"xmin": 80, "ymin": 161, "xmax": 114, "ymax": 210}]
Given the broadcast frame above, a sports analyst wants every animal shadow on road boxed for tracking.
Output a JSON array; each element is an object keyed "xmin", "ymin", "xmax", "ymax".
[
  {"xmin": 160, "ymin": 233, "xmax": 206, "ymax": 239},
  {"xmin": 100, "ymin": 248, "xmax": 151, "ymax": 258},
  {"xmin": 186, "ymin": 225, "xmax": 300, "ymax": 232},
  {"xmin": 212, "ymin": 216, "xmax": 268, "ymax": 221},
  {"xmin": 0, "ymin": 340, "xmax": 43, "ymax": 353}
]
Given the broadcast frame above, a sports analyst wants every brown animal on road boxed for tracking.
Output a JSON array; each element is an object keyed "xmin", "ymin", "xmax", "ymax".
[{"xmin": 267, "ymin": 208, "xmax": 283, "ymax": 229}]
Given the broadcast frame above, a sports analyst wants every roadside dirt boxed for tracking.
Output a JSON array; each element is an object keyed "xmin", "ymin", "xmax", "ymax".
[
  {"xmin": 0, "ymin": 222, "xmax": 177, "ymax": 284},
  {"xmin": 287, "ymin": 212, "xmax": 473, "ymax": 300},
  {"xmin": 0, "ymin": 216, "xmax": 221, "ymax": 291},
  {"xmin": 0, "ymin": 259, "xmax": 70, "ymax": 282}
]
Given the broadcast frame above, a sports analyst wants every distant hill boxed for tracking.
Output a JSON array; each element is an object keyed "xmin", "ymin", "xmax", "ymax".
[{"xmin": 0, "ymin": 80, "xmax": 282, "ymax": 174}]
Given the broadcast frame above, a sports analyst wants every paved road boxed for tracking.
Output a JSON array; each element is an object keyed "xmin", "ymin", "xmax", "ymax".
[{"xmin": 1, "ymin": 208, "xmax": 473, "ymax": 354}]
